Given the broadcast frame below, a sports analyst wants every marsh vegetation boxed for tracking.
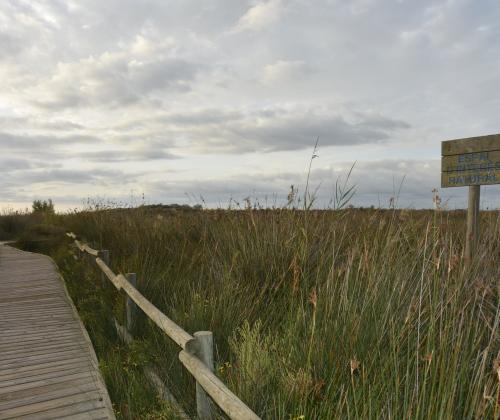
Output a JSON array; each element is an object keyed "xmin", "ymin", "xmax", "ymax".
[{"xmin": 2, "ymin": 202, "xmax": 499, "ymax": 419}]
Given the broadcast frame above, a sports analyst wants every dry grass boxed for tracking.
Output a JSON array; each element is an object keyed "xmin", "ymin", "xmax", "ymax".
[{"xmin": 4, "ymin": 203, "xmax": 500, "ymax": 419}]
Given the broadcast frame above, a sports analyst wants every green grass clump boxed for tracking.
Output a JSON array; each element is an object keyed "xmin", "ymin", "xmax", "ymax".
[{"xmin": 3, "ymin": 204, "xmax": 499, "ymax": 419}]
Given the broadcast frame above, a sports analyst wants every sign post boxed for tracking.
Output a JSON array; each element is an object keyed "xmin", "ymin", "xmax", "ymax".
[
  {"xmin": 465, "ymin": 185, "xmax": 480, "ymax": 261},
  {"xmin": 441, "ymin": 133, "xmax": 500, "ymax": 263}
]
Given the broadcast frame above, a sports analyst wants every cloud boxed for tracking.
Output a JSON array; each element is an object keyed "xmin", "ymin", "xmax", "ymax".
[
  {"xmin": 0, "ymin": 131, "xmax": 100, "ymax": 153},
  {"xmin": 128, "ymin": 106, "xmax": 410, "ymax": 153},
  {"xmin": 96, "ymin": 106, "xmax": 411, "ymax": 155},
  {"xmin": 0, "ymin": 158, "xmax": 39, "ymax": 171},
  {"xmin": 78, "ymin": 149, "xmax": 178, "ymax": 162},
  {"xmin": 10, "ymin": 168, "xmax": 131, "ymax": 185},
  {"xmin": 0, "ymin": 32, "xmax": 24, "ymax": 59},
  {"xmin": 28, "ymin": 35, "xmax": 203, "ymax": 110},
  {"xmin": 232, "ymin": 0, "xmax": 282, "ymax": 32},
  {"xmin": 260, "ymin": 60, "xmax": 310, "ymax": 85},
  {"xmin": 0, "ymin": 164, "xmax": 140, "ymax": 210},
  {"xmin": 1, "ymin": 167, "xmax": 140, "ymax": 204},
  {"xmin": 0, "ymin": 115, "xmax": 84, "ymax": 132}
]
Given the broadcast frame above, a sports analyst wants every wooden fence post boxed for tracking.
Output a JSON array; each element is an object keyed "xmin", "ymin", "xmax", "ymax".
[
  {"xmin": 193, "ymin": 331, "xmax": 214, "ymax": 420},
  {"xmin": 125, "ymin": 273, "xmax": 138, "ymax": 335},
  {"xmin": 98, "ymin": 250, "xmax": 110, "ymax": 284},
  {"xmin": 465, "ymin": 185, "xmax": 480, "ymax": 264}
]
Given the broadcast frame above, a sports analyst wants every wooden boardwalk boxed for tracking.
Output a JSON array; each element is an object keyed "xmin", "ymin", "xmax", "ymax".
[{"xmin": 0, "ymin": 246, "xmax": 115, "ymax": 419}]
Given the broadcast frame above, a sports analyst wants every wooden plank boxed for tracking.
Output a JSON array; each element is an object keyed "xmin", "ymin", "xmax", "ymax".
[
  {"xmin": 0, "ymin": 319, "xmax": 80, "ymax": 330},
  {"xmin": 0, "ymin": 384, "xmax": 100, "ymax": 412},
  {"xmin": 59, "ymin": 407, "xmax": 112, "ymax": 419},
  {"xmin": 1, "ymin": 341, "xmax": 89, "ymax": 359},
  {"xmin": 7, "ymin": 399, "xmax": 108, "ymax": 420},
  {"xmin": 1, "ymin": 336, "xmax": 86, "ymax": 353},
  {"xmin": 1, "ymin": 349, "xmax": 93, "ymax": 370},
  {"xmin": 0, "ymin": 293, "xmax": 64, "ymax": 304},
  {"xmin": 0, "ymin": 328, "xmax": 82, "ymax": 344},
  {"xmin": 0, "ymin": 353, "xmax": 90, "ymax": 373},
  {"xmin": 0, "ymin": 331, "xmax": 82, "ymax": 349},
  {"xmin": 0, "ymin": 326, "xmax": 81, "ymax": 340},
  {"xmin": 442, "ymin": 133, "xmax": 500, "ymax": 155},
  {"xmin": 0, "ymin": 361, "xmax": 92, "ymax": 383},
  {"xmin": 0, "ymin": 246, "xmax": 115, "ymax": 419},
  {"xmin": 0, "ymin": 359, "xmax": 92, "ymax": 380},
  {"xmin": 441, "ymin": 149, "xmax": 500, "ymax": 187},
  {"xmin": 0, "ymin": 372, "xmax": 95, "ymax": 397},
  {"xmin": 1, "ymin": 344, "xmax": 91, "ymax": 363},
  {"xmin": 0, "ymin": 366, "xmax": 90, "ymax": 389},
  {"xmin": 0, "ymin": 393, "xmax": 104, "ymax": 419},
  {"xmin": 0, "ymin": 306, "xmax": 72, "ymax": 316},
  {"xmin": 0, "ymin": 297, "xmax": 63, "ymax": 308}
]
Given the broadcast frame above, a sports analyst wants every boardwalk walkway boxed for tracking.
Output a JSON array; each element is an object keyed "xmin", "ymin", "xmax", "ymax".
[{"xmin": 0, "ymin": 246, "xmax": 115, "ymax": 419}]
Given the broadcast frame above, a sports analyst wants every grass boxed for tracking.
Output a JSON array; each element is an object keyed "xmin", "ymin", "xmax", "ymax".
[
  {"xmin": 0, "ymin": 208, "xmax": 35, "ymax": 241},
  {"xmin": 2, "ymin": 202, "xmax": 499, "ymax": 419}
]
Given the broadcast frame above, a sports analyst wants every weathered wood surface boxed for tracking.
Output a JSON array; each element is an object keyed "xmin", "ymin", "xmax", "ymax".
[
  {"xmin": 0, "ymin": 245, "xmax": 115, "ymax": 419},
  {"xmin": 442, "ymin": 133, "xmax": 500, "ymax": 156},
  {"xmin": 441, "ymin": 134, "xmax": 500, "ymax": 187},
  {"xmin": 465, "ymin": 185, "xmax": 481, "ymax": 262},
  {"xmin": 441, "ymin": 149, "xmax": 500, "ymax": 187}
]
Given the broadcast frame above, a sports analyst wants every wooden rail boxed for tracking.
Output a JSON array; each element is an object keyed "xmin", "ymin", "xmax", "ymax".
[{"xmin": 67, "ymin": 233, "xmax": 260, "ymax": 420}]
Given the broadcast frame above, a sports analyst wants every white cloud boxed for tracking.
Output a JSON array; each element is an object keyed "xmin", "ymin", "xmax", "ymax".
[
  {"xmin": 29, "ymin": 35, "xmax": 201, "ymax": 109},
  {"xmin": 260, "ymin": 60, "xmax": 309, "ymax": 85},
  {"xmin": 232, "ymin": 0, "xmax": 282, "ymax": 32}
]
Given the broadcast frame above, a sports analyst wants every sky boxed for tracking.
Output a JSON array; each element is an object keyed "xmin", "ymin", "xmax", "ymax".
[{"xmin": 1, "ymin": 0, "xmax": 499, "ymax": 211}]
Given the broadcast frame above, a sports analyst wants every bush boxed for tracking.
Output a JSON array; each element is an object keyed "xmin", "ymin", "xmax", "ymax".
[
  {"xmin": 0, "ymin": 212, "xmax": 34, "ymax": 240},
  {"xmin": 32, "ymin": 199, "xmax": 55, "ymax": 214},
  {"xmin": 16, "ymin": 223, "xmax": 67, "ymax": 252}
]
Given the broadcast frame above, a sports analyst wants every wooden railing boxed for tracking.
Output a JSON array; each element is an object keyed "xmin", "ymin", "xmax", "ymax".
[{"xmin": 66, "ymin": 232, "xmax": 260, "ymax": 420}]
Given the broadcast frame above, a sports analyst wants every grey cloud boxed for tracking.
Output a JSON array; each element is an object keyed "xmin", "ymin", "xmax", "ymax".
[
  {"xmin": 2, "ymin": 168, "xmax": 138, "ymax": 190},
  {"xmin": 1, "ymin": 157, "xmax": 61, "ymax": 172},
  {"xmin": 79, "ymin": 149, "xmax": 178, "ymax": 162},
  {"xmin": 111, "ymin": 107, "xmax": 410, "ymax": 153},
  {"xmin": 131, "ymin": 59, "xmax": 200, "ymax": 93},
  {"xmin": 1, "ymin": 158, "xmax": 36, "ymax": 171},
  {"xmin": 155, "ymin": 108, "xmax": 409, "ymax": 153},
  {"xmin": 0, "ymin": 32, "xmax": 24, "ymax": 59},
  {"xmin": 0, "ymin": 131, "xmax": 101, "ymax": 151},
  {"xmin": 0, "ymin": 116, "xmax": 84, "ymax": 132},
  {"xmin": 162, "ymin": 109, "xmax": 244, "ymax": 126},
  {"xmin": 234, "ymin": 113, "xmax": 410, "ymax": 152},
  {"xmin": 36, "ymin": 120, "xmax": 86, "ymax": 131}
]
